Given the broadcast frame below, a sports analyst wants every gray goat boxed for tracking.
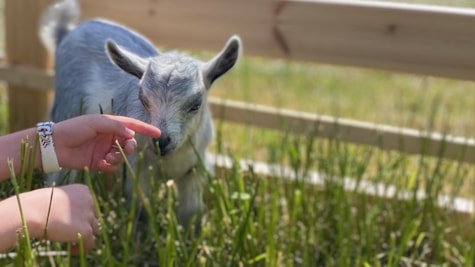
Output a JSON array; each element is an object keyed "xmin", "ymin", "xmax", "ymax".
[{"xmin": 39, "ymin": 0, "xmax": 241, "ymax": 228}]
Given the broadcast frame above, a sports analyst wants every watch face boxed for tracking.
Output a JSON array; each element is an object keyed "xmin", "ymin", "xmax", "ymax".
[{"xmin": 37, "ymin": 122, "xmax": 54, "ymax": 147}]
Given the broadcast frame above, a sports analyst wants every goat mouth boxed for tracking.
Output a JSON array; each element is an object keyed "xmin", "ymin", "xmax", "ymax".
[
  {"xmin": 151, "ymin": 140, "xmax": 173, "ymax": 157},
  {"xmin": 151, "ymin": 147, "xmax": 170, "ymax": 157}
]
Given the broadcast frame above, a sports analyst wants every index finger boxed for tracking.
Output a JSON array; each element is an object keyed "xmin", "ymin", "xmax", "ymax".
[{"xmin": 103, "ymin": 115, "xmax": 161, "ymax": 138}]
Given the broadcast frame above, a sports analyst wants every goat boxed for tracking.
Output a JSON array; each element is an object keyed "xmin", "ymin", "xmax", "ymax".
[{"xmin": 39, "ymin": 0, "xmax": 241, "ymax": 228}]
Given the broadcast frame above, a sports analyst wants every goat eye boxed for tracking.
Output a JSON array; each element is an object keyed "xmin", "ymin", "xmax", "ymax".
[{"xmin": 188, "ymin": 103, "xmax": 201, "ymax": 113}]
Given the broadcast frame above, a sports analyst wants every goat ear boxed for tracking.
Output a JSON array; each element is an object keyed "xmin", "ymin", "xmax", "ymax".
[
  {"xmin": 105, "ymin": 40, "xmax": 148, "ymax": 79},
  {"xmin": 202, "ymin": 35, "xmax": 241, "ymax": 88}
]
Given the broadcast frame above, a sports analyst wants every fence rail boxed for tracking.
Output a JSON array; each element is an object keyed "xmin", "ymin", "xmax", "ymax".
[{"xmin": 79, "ymin": 0, "xmax": 475, "ymax": 80}]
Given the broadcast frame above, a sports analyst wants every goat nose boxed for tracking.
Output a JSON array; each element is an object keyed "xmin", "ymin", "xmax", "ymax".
[{"xmin": 153, "ymin": 134, "xmax": 171, "ymax": 154}]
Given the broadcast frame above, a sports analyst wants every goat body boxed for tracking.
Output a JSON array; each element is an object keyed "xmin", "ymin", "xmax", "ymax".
[{"xmin": 40, "ymin": 0, "xmax": 241, "ymax": 227}]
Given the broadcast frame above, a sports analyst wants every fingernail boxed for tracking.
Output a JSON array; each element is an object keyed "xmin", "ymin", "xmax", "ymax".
[
  {"xmin": 124, "ymin": 139, "xmax": 137, "ymax": 154},
  {"xmin": 129, "ymin": 139, "xmax": 137, "ymax": 150}
]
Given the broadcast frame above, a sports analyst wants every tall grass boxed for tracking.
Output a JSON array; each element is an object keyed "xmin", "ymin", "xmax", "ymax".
[{"xmin": 0, "ymin": 123, "xmax": 473, "ymax": 266}]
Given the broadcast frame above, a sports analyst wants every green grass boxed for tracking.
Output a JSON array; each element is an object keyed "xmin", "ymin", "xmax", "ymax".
[
  {"xmin": 210, "ymin": 57, "xmax": 475, "ymax": 138},
  {"xmin": 206, "ymin": 56, "xmax": 475, "ymax": 198},
  {"xmin": 0, "ymin": 128, "xmax": 473, "ymax": 266}
]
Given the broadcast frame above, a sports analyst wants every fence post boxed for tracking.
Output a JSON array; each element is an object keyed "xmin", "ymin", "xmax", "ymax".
[{"xmin": 4, "ymin": 0, "xmax": 52, "ymax": 132}]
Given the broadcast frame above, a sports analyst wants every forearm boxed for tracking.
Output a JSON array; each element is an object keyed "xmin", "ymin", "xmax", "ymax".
[
  {"xmin": 0, "ymin": 185, "xmax": 97, "ymax": 253},
  {"xmin": 0, "ymin": 128, "xmax": 42, "ymax": 182},
  {"xmin": 0, "ymin": 194, "xmax": 42, "ymax": 252}
]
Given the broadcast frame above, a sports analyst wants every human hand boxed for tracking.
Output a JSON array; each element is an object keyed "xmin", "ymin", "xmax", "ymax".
[
  {"xmin": 20, "ymin": 184, "xmax": 99, "ymax": 252},
  {"xmin": 52, "ymin": 114, "xmax": 161, "ymax": 172}
]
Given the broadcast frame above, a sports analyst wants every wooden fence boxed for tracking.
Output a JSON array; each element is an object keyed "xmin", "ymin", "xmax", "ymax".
[{"xmin": 1, "ymin": 0, "xmax": 474, "ymax": 163}]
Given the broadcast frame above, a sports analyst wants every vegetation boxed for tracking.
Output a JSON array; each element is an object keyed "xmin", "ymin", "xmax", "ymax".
[{"xmin": 0, "ymin": 128, "xmax": 473, "ymax": 266}]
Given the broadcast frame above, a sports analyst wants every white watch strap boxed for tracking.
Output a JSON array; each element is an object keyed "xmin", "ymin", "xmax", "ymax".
[{"xmin": 36, "ymin": 122, "xmax": 61, "ymax": 173}]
